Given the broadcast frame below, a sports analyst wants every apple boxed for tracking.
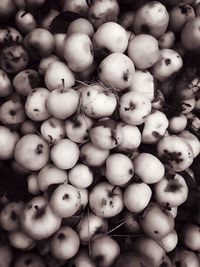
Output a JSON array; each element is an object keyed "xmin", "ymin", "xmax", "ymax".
[
  {"xmin": 0, "ymin": 44, "xmax": 29, "ymax": 73},
  {"xmin": 93, "ymin": 22, "xmax": 128, "ymax": 53},
  {"xmin": 14, "ymin": 134, "xmax": 49, "ymax": 171},
  {"xmin": 21, "ymin": 120, "xmax": 38, "ymax": 135},
  {"xmin": 171, "ymin": 248, "xmax": 199, "ymax": 267},
  {"xmin": 40, "ymin": 117, "xmax": 66, "ymax": 144},
  {"xmin": 159, "ymin": 31, "xmax": 175, "ymax": 49},
  {"xmin": 37, "ymin": 163, "xmax": 68, "ymax": 192},
  {"xmin": 50, "ymin": 184, "xmax": 81, "ymax": 218},
  {"xmin": 14, "ymin": 253, "xmax": 46, "ymax": 267},
  {"xmin": 89, "ymin": 118, "xmax": 121, "ymax": 150},
  {"xmin": 68, "ymin": 163, "xmax": 93, "ymax": 188},
  {"xmin": 80, "ymin": 83, "xmax": 117, "ymax": 118},
  {"xmin": 76, "ymin": 212, "xmax": 108, "ymax": 244},
  {"xmin": 24, "ymin": 28, "xmax": 55, "ymax": 58},
  {"xmin": 53, "ymin": 34, "xmax": 66, "ymax": 59},
  {"xmin": 13, "ymin": 69, "xmax": 40, "ymax": 96},
  {"xmin": 169, "ymin": 114, "xmax": 187, "ymax": 133},
  {"xmin": 46, "ymin": 88, "xmax": 79, "ymax": 120},
  {"xmin": 15, "ymin": 10, "xmax": 37, "ymax": 33},
  {"xmin": 50, "ymin": 139, "xmax": 79, "ymax": 170},
  {"xmin": 114, "ymin": 252, "xmax": 153, "ymax": 267},
  {"xmin": 40, "ymin": 9, "xmax": 59, "ymax": 29},
  {"xmin": 0, "ymin": 126, "xmax": 19, "ymax": 160},
  {"xmin": 124, "ymin": 182, "xmax": 152, "ymax": 213},
  {"xmin": 157, "ymin": 229, "xmax": 178, "ymax": 252},
  {"xmin": 0, "ymin": 69, "xmax": 12, "ymax": 97},
  {"xmin": 89, "ymin": 181, "xmax": 124, "ymax": 218},
  {"xmin": 154, "ymin": 172, "xmax": 188, "ymax": 207},
  {"xmin": 157, "ymin": 135, "xmax": 194, "ymax": 172},
  {"xmin": 181, "ymin": 223, "xmax": 200, "ymax": 251},
  {"xmin": 9, "ymin": 230, "xmax": 35, "ymax": 250},
  {"xmin": 0, "ymin": 201, "xmax": 24, "ymax": 232},
  {"xmin": 65, "ymin": 113, "xmax": 94, "ymax": 144},
  {"xmin": 63, "ymin": 33, "xmax": 94, "ymax": 72},
  {"xmin": 119, "ymin": 91, "xmax": 151, "ymax": 125},
  {"xmin": 179, "ymin": 130, "xmax": 200, "ymax": 158},
  {"xmin": 80, "ymin": 142, "xmax": 110, "ymax": 167},
  {"xmin": 25, "ymin": 87, "xmax": 50, "ymax": 121},
  {"xmin": 67, "ymin": 18, "xmax": 94, "ymax": 38},
  {"xmin": 127, "ymin": 34, "xmax": 160, "ymax": 69},
  {"xmin": 89, "ymin": 0, "xmax": 120, "ymax": 29},
  {"xmin": 50, "ymin": 226, "xmax": 80, "ymax": 260},
  {"xmin": 98, "ymin": 52, "xmax": 135, "ymax": 91},
  {"xmin": 139, "ymin": 203, "xmax": 174, "ymax": 240},
  {"xmin": 20, "ymin": 196, "xmax": 62, "ymax": 240},
  {"xmin": 133, "ymin": 1, "xmax": 169, "ymax": 38},
  {"xmin": 62, "ymin": 0, "xmax": 89, "ymax": 16},
  {"xmin": 133, "ymin": 153, "xmax": 165, "ymax": 184},
  {"xmin": 129, "ymin": 70, "xmax": 155, "ymax": 101},
  {"xmin": 90, "ymin": 235, "xmax": 120, "ymax": 267},
  {"xmin": 44, "ymin": 61, "xmax": 75, "ymax": 91},
  {"xmin": 0, "ymin": 0, "xmax": 16, "ymax": 22},
  {"xmin": 181, "ymin": 17, "xmax": 200, "ymax": 51},
  {"xmin": 105, "ymin": 153, "xmax": 134, "ymax": 186},
  {"xmin": 169, "ymin": 4, "xmax": 195, "ymax": 33},
  {"xmin": 115, "ymin": 122, "xmax": 141, "ymax": 153},
  {"xmin": 27, "ymin": 173, "xmax": 40, "ymax": 195},
  {"xmin": 141, "ymin": 110, "xmax": 169, "ymax": 144},
  {"xmin": 68, "ymin": 248, "xmax": 96, "ymax": 267},
  {"xmin": 38, "ymin": 55, "xmax": 59, "ymax": 75}
]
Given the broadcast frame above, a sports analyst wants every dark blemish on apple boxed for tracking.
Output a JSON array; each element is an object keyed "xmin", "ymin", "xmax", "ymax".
[
  {"xmin": 123, "ymin": 71, "xmax": 129, "ymax": 82},
  {"xmin": 63, "ymin": 194, "xmax": 69, "ymax": 200},
  {"xmin": 10, "ymin": 211, "xmax": 17, "ymax": 221},
  {"xmin": 152, "ymin": 131, "xmax": 161, "ymax": 138},
  {"xmin": 129, "ymin": 169, "xmax": 133, "ymax": 175},
  {"xmin": 9, "ymin": 110, "xmax": 16, "ymax": 116},
  {"xmin": 49, "ymin": 119, "xmax": 56, "ymax": 128},
  {"xmin": 34, "ymin": 205, "xmax": 46, "ymax": 219},
  {"xmin": 154, "ymin": 230, "xmax": 158, "ymax": 234},
  {"xmin": 73, "ymin": 119, "xmax": 81, "ymax": 128},
  {"xmin": 87, "ymin": 91, "xmax": 90, "ymax": 97},
  {"xmin": 142, "ymin": 70, "xmax": 147, "ymax": 73},
  {"xmin": 164, "ymin": 180, "xmax": 182, "ymax": 192},
  {"xmin": 165, "ymin": 59, "xmax": 171, "ymax": 66},
  {"xmin": 141, "ymin": 24, "xmax": 150, "ymax": 34},
  {"xmin": 124, "ymin": 102, "xmax": 135, "ymax": 111},
  {"xmin": 83, "ymin": 135, "xmax": 88, "ymax": 140},
  {"xmin": 24, "ymin": 258, "xmax": 32, "ymax": 265},
  {"xmin": 101, "ymin": 198, "xmax": 107, "ymax": 206},
  {"xmin": 94, "ymin": 255, "xmax": 104, "ymax": 263},
  {"xmin": 33, "ymin": 108, "xmax": 39, "ymax": 112},
  {"xmin": 57, "ymin": 233, "xmax": 65, "ymax": 240},
  {"xmin": 36, "ymin": 144, "xmax": 44, "ymax": 154}
]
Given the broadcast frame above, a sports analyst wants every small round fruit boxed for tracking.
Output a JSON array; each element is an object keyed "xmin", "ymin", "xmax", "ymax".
[
  {"xmin": 127, "ymin": 34, "xmax": 160, "ymax": 69},
  {"xmin": 89, "ymin": 182, "xmax": 124, "ymax": 218},
  {"xmin": 50, "ymin": 139, "xmax": 79, "ymax": 170},
  {"xmin": 14, "ymin": 134, "xmax": 49, "ymax": 171},
  {"xmin": 0, "ymin": 126, "xmax": 19, "ymax": 160},
  {"xmin": 50, "ymin": 184, "xmax": 80, "ymax": 218},
  {"xmin": 133, "ymin": 153, "xmax": 165, "ymax": 184},
  {"xmin": 124, "ymin": 182, "xmax": 152, "ymax": 213},
  {"xmin": 50, "ymin": 226, "xmax": 80, "ymax": 260},
  {"xmin": 68, "ymin": 163, "xmax": 93, "ymax": 188},
  {"xmin": 154, "ymin": 172, "xmax": 188, "ymax": 207}
]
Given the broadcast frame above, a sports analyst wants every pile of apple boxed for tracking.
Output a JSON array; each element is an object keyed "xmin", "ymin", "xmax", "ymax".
[{"xmin": 0, "ymin": 0, "xmax": 200, "ymax": 266}]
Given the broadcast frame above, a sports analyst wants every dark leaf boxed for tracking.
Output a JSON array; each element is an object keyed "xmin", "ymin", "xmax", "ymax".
[{"xmin": 49, "ymin": 11, "xmax": 84, "ymax": 33}]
